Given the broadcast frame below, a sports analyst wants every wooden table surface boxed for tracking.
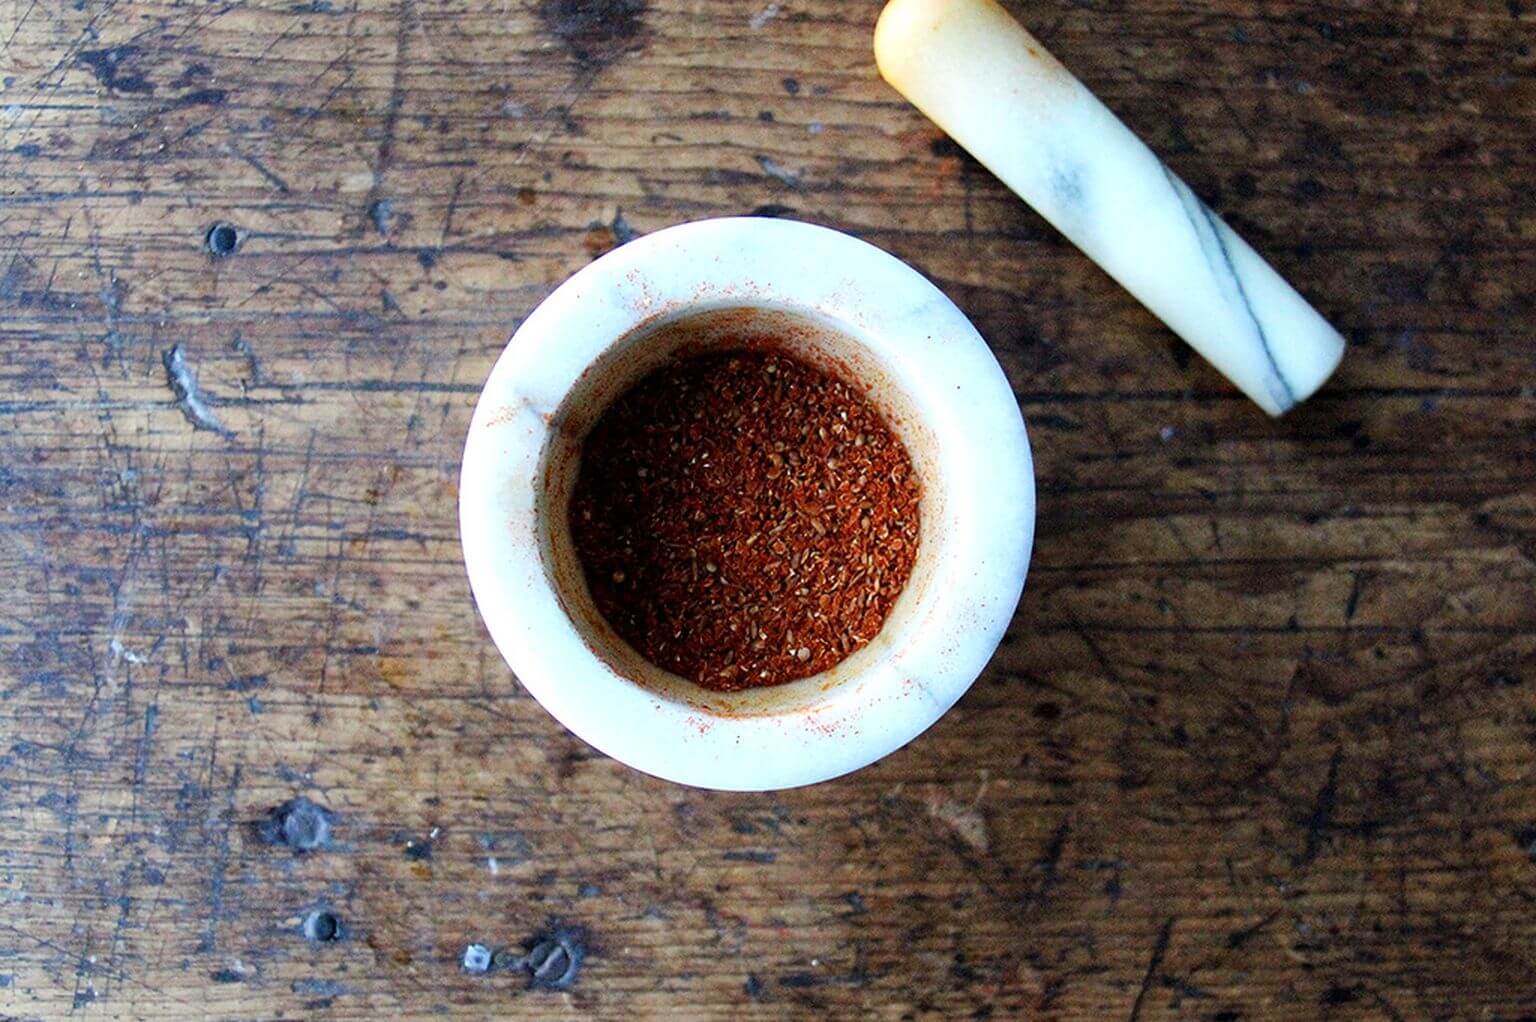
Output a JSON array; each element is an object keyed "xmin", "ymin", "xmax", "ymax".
[{"xmin": 2, "ymin": 0, "xmax": 1533, "ymax": 1018}]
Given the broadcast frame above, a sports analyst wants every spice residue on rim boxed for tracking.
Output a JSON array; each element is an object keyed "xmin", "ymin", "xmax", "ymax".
[{"xmin": 569, "ymin": 347, "xmax": 921, "ymax": 691}]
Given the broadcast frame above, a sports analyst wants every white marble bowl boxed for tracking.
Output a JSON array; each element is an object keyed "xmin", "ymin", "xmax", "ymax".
[{"xmin": 459, "ymin": 217, "xmax": 1033, "ymax": 790}]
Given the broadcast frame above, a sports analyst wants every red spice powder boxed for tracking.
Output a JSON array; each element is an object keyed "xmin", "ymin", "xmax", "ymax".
[{"xmin": 569, "ymin": 347, "xmax": 921, "ymax": 691}]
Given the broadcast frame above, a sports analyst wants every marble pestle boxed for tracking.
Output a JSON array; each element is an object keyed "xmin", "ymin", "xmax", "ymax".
[{"xmin": 875, "ymin": 0, "xmax": 1345, "ymax": 416}]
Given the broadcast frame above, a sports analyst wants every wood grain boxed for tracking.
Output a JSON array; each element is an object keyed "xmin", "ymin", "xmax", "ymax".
[{"xmin": 1, "ymin": 0, "xmax": 1533, "ymax": 1018}]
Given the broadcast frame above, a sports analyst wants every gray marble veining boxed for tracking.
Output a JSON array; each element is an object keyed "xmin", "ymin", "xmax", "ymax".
[{"xmin": 877, "ymin": 0, "xmax": 1345, "ymax": 415}]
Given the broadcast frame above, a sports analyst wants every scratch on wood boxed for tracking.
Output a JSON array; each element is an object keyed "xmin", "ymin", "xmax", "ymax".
[
  {"xmin": 756, "ymin": 155, "xmax": 802, "ymax": 188},
  {"xmin": 1127, "ymin": 917, "xmax": 1175, "ymax": 1022},
  {"xmin": 163, "ymin": 345, "xmax": 234, "ymax": 437},
  {"xmin": 228, "ymin": 146, "xmax": 292, "ymax": 193},
  {"xmin": 1022, "ymin": 817, "xmax": 1069, "ymax": 910},
  {"xmin": 366, "ymin": 0, "xmax": 414, "ymax": 210},
  {"xmin": 1295, "ymin": 747, "xmax": 1343, "ymax": 867},
  {"xmin": 1226, "ymin": 909, "xmax": 1280, "ymax": 949},
  {"xmin": 1345, "ymin": 571, "xmax": 1363, "ymax": 622},
  {"xmin": 198, "ymin": 763, "xmax": 243, "ymax": 953}
]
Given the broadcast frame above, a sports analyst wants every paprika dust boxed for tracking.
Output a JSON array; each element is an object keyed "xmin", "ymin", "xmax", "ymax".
[{"xmin": 569, "ymin": 347, "xmax": 921, "ymax": 691}]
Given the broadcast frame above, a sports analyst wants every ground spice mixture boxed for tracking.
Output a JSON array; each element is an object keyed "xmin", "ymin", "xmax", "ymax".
[{"xmin": 569, "ymin": 348, "xmax": 921, "ymax": 691}]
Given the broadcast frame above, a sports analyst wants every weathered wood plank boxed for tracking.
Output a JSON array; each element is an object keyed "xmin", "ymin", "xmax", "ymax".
[{"xmin": 1, "ymin": 0, "xmax": 1533, "ymax": 1018}]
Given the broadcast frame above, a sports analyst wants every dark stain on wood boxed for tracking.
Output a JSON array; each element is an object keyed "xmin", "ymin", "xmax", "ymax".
[
  {"xmin": 76, "ymin": 47, "xmax": 155, "ymax": 94},
  {"xmin": 540, "ymin": 0, "xmax": 648, "ymax": 69}
]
